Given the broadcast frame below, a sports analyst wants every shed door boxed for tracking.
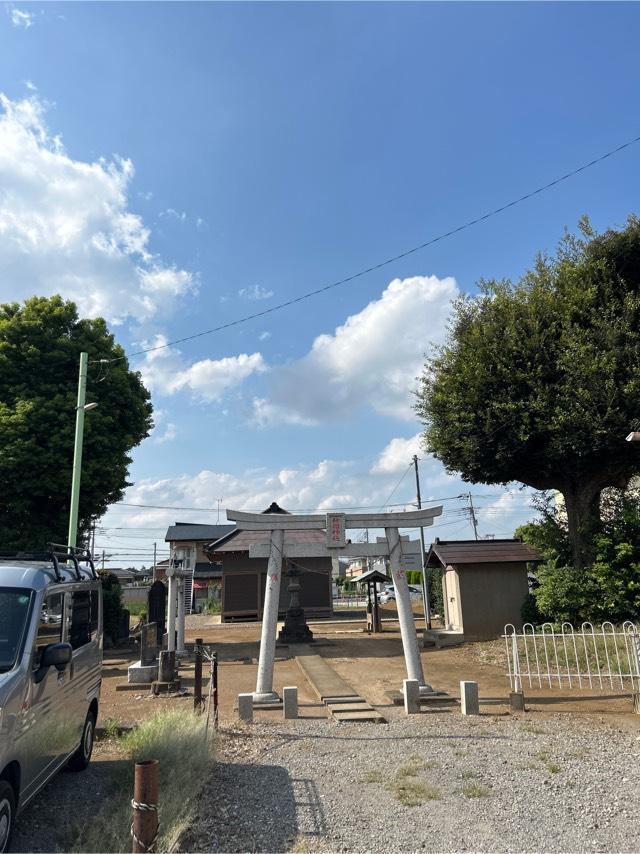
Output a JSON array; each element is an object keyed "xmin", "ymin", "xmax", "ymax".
[{"xmin": 444, "ymin": 567, "xmax": 461, "ymax": 631}]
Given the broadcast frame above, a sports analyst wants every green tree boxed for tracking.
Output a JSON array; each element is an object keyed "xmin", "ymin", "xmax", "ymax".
[
  {"xmin": 0, "ymin": 296, "xmax": 153, "ymax": 550},
  {"xmin": 416, "ymin": 217, "xmax": 640, "ymax": 570}
]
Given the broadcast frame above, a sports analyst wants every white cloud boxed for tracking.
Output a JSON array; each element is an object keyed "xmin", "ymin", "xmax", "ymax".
[
  {"xmin": 0, "ymin": 93, "xmax": 194, "ymax": 324},
  {"xmin": 101, "ymin": 445, "xmax": 541, "ymax": 562},
  {"xmin": 155, "ymin": 423, "xmax": 178, "ymax": 444},
  {"xmin": 256, "ymin": 275, "xmax": 458, "ymax": 425},
  {"xmin": 11, "ymin": 8, "xmax": 34, "ymax": 28},
  {"xmin": 159, "ymin": 208, "xmax": 187, "ymax": 222},
  {"xmin": 140, "ymin": 335, "xmax": 267, "ymax": 402},
  {"xmin": 259, "ymin": 331, "xmax": 271, "ymax": 341},
  {"xmin": 238, "ymin": 284, "xmax": 274, "ymax": 301},
  {"xmin": 371, "ymin": 434, "xmax": 422, "ymax": 474},
  {"xmin": 251, "ymin": 397, "xmax": 317, "ymax": 427}
]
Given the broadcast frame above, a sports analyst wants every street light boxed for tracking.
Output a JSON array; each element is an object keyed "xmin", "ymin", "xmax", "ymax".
[
  {"xmin": 626, "ymin": 432, "xmax": 640, "ymax": 442},
  {"xmin": 68, "ymin": 352, "xmax": 98, "ymax": 551}
]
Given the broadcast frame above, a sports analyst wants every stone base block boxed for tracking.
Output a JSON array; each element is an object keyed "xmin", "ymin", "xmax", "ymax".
[
  {"xmin": 128, "ymin": 660, "xmax": 157, "ymax": 684},
  {"xmin": 509, "ymin": 691, "xmax": 526, "ymax": 711},
  {"xmin": 460, "ymin": 680, "xmax": 480, "ymax": 715}
]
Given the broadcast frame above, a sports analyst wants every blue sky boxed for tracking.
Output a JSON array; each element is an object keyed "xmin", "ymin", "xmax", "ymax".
[{"xmin": 1, "ymin": 2, "xmax": 639, "ymax": 565}]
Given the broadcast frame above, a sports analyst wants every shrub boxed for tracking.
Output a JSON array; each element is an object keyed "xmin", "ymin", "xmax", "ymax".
[
  {"xmin": 101, "ymin": 573, "xmax": 126, "ymax": 644},
  {"xmin": 519, "ymin": 490, "xmax": 640, "ymax": 624}
]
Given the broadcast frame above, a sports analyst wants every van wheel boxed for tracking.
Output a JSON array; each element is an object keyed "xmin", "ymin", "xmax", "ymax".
[
  {"xmin": 0, "ymin": 780, "xmax": 15, "ymax": 854},
  {"xmin": 68, "ymin": 710, "xmax": 95, "ymax": 772}
]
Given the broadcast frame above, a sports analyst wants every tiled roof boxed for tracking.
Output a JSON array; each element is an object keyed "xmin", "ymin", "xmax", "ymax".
[
  {"xmin": 193, "ymin": 561, "xmax": 222, "ymax": 578},
  {"xmin": 208, "ymin": 528, "xmax": 326, "ymax": 554},
  {"xmin": 426, "ymin": 539, "xmax": 540, "ymax": 567},
  {"xmin": 165, "ymin": 523, "xmax": 235, "ymax": 543}
]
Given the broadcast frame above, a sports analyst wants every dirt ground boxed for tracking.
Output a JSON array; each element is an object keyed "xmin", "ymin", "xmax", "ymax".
[{"xmin": 98, "ymin": 615, "xmax": 640, "ymax": 728}]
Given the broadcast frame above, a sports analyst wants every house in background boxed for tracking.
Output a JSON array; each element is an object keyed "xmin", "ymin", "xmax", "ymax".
[
  {"xmin": 204, "ymin": 503, "xmax": 333, "ymax": 622},
  {"xmin": 164, "ymin": 522, "xmax": 235, "ymax": 612}
]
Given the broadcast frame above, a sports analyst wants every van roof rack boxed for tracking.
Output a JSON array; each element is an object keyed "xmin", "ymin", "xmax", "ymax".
[
  {"xmin": 48, "ymin": 544, "xmax": 98, "ymax": 581},
  {"xmin": 0, "ymin": 546, "xmax": 98, "ymax": 582}
]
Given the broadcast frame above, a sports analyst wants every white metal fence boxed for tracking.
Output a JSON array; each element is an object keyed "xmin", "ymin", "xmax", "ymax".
[{"xmin": 503, "ymin": 621, "xmax": 640, "ymax": 693}]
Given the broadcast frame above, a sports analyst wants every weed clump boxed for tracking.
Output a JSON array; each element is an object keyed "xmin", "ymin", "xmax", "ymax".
[{"xmin": 71, "ymin": 709, "xmax": 213, "ymax": 852}]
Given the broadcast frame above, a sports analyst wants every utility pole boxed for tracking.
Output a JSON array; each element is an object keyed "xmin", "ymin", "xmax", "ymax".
[
  {"xmin": 413, "ymin": 455, "xmax": 432, "ymax": 630},
  {"xmin": 90, "ymin": 521, "xmax": 96, "ymax": 560},
  {"xmin": 101, "ymin": 549, "xmax": 105, "ymax": 572},
  {"xmin": 68, "ymin": 352, "xmax": 88, "ymax": 550},
  {"xmin": 153, "ymin": 542, "xmax": 157, "ymax": 582},
  {"xmin": 468, "ymin": 492, "xmax": 479, "ymax": 540}
]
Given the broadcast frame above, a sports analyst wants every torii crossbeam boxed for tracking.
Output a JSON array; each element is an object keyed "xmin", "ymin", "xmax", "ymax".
[{"xmin": 226, "ymin": 506, "xmax": 443, "ymax": 703}]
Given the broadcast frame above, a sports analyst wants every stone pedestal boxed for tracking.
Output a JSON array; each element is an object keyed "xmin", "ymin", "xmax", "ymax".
[
  {"xmin": 460, "ymin": 680, "xmax": 479, "ymax": 715},
  {"xmin": 403, "ymin": 678, "xmax": 420, "ymax": 714},
  {"xmin": 283, "ymin": 686, "xmax": 298, "ymax": 719},
  {"xmin": 158, "ymin": 649, "xmax": 176, "ymax": 683},
  {"xmin": 238, "ymin": 693, "xmax": 254, "ymax": 722},
  {"xmin": 278, "ymin": 564, "xmax": 313, "ymax": 644},
  {"xmin": 128, "ymin": 660, "xmax": 157, "ymax": 684},
  {"xmin": 509, "ymin": 691, "xmax": 525, "ymax": 711}
]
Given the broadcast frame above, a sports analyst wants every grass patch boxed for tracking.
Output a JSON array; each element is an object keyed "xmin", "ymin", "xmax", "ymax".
[
  {"xmin": 459, "ymin": 781, "xmax": 492, "ymax": 798},
  {"xmin": 388, "ymin": 779, "xmax": 441, "ymax": 806},
  {"xmin": 362, "ymin": 770, "xmax": 383, "ymax": 783},
  {"xmin": 101, "ymin": 717, "xmax": 122, "ymax": 740},
  {"xmin": 70, "ymin": 709, "xmax": 213, "ymax": 852},
  {"xmin": 395, "ymin": 760, "xmax": 424, "ymax": 778},
  {"xmin": 546, "ymin": 762, "xmax": 562, "ymax": 774},
  {"xmin": 127, "ymin": 603, "xmax": 147, "ymax": 620},
  {"xmin": 460, "ymin": 770, "xmax": 481, "ymax": 780},
  {"xmin": 520, "ymin": 723, "xmax": 544, "ymax": 734}
]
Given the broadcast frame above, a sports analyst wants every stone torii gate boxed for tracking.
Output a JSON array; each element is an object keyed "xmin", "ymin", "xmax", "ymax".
[{"xmin": 226, "ymin": 505, "xmax": 443, "ymax": 704}]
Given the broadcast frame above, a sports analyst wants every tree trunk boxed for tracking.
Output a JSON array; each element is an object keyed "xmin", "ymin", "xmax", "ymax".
[{"xmin": 560, "ymin": 481, "xmax": 603, "ymax": 571}]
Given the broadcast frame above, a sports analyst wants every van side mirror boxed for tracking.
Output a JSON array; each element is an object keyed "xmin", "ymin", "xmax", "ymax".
[{"xmin": 34, "ymin": 642, "xmax": 72, "ymax": 683}]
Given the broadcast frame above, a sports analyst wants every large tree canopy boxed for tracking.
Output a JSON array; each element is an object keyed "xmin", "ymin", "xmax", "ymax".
[
  {"xmin": 416, "ymin": 216, "xmax": 640, "ymax": 570},
  {"xmin": 0, "ymin": 296, "xmax": 153, "ymax": 550}
]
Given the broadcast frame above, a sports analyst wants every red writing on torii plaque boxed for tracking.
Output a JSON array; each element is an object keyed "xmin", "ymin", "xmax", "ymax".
[{"xmin": 326, "ymin": 512, "xmax": 346, "ymax": 548}]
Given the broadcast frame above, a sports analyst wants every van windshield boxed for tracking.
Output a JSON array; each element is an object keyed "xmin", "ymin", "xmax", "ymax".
[{"xmin": 0, "ymin": 588, "xmax": 33, "ymax": 673}]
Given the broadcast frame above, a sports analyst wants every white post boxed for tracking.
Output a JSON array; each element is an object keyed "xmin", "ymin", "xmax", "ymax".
[
  {"xmin": 512, "ymin": 633, "xmax": 522, "ymax": 694},
  {"xmin": 387, "ymin": 526, "xmax": 433, "ymax": 695},
  {"xmin": 176, "ymin": 575, "xmax": 186, "ymax": 656},
  {"xmin": 253, "ymin": 528, "xmax": 284, "ymax": 703},
  {"xmin": 166, "ymin": 565, "xmax": 177, "ymax": 653}
]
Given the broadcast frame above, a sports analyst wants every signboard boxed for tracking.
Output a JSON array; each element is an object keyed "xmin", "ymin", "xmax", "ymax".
[{"xmin": 326, "ymin": 512, "xmax": 347, "ymax": 548}]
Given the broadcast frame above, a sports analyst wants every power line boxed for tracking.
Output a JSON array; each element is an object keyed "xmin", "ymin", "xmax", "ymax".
[{"xmin": 97, "ymin": 132, "xmax": 640, "ymax": 365}]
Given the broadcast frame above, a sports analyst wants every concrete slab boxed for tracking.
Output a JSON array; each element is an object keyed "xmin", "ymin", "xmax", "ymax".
[
  {"xmin": 386, "ymin": 689, "xmax": 454, "ymax": 706},
  {"xmin": 333, "ymin": 710, "xmax": 386, "ymax": 722},
  {"xmin": 322, "ymin": 695, "xmax": 362, "ymax": 705},
  {"xmin": 296, "ymin": 654, "xmax": 355, "ymax": 701},
  {"xmin": 326, "ymin": 702, "xmax": 375, "ymax": 713},
  {"xmin": 233, "ymin": 699, "xmax": 283, "ymax": 711}
]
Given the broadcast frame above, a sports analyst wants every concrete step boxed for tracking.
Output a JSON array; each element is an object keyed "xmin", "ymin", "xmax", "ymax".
[{"xmin": 423, "ymin": 629, "xmax": 465, "ymax": 649}]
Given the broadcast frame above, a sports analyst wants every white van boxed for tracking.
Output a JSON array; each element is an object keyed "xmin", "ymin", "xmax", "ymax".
[{"xmin": 0, "ymin": 550, "xmax": 102, "ymax": 852}]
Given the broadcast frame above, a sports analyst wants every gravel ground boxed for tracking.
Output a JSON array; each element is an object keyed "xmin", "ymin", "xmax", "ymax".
[{"xmin": 182, "ymin": 712, "xmax": 640, "ymax": 853}]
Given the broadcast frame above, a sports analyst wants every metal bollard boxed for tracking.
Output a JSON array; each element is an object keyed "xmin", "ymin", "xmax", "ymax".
[
  {"xmin": 131, "ymin": 759, "xmax": 159, "ymax": 853},
  {"xmin": 194, "ymin": 638, "xmax": 203, "ymax": 714}
]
